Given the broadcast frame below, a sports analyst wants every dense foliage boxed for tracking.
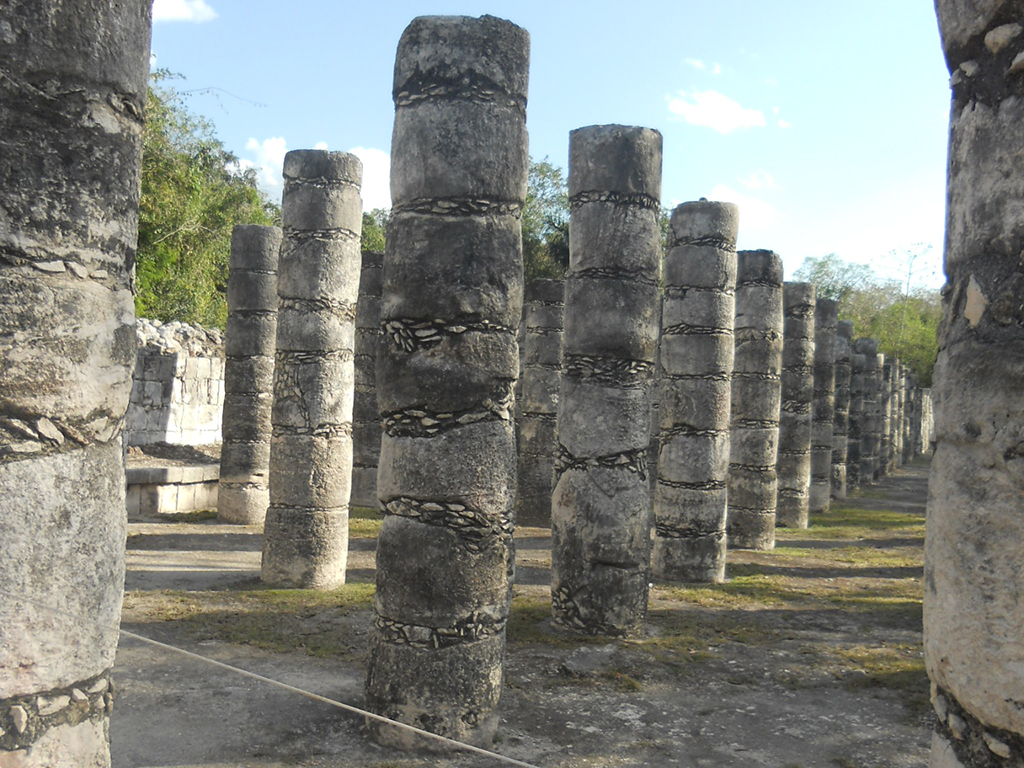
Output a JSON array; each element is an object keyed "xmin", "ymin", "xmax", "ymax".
[
  {"xmin": 795, "ymin": 252, "xmax": 941, "ymax": 386},
  {"xmin": 136, "ymin": 72, "xmax": 279, "ymax": 328}
]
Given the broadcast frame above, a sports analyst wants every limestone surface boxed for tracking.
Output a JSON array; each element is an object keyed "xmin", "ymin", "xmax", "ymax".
[
  {"xmin": 218, "ymin": 226, "xmax": 281, "ymax": 525},
  {"xmin": 809, "ymin": 298, "xmax": 836, "ymax": 515},
  {"xmin": 552, "ymin": 124, "xmax": 662, "ymax": 635},
  {"xmin": 847, "ymin": 351, "xmax": 866, "ymax": 491},
  {"xmin": 652, "ymin": 200, "xmax": 738, "ymax": 582},
  {"xmin": 261, "ymin": 150, "xmax": 362, "ymax": 588},
  {"xmin": 727, "ymin": 250, "xmax": 784, "ymax": 550},
  {"xmin": 351, "ymin": 250, "xmax": 383, "ymax": 510},
  {"xmin": 0, "ymin": 2, "xmax": 152, "ymax": 765},
  {"xmin": 831, "ymin": 320, "xmax": 853, "ymax": 498},
  {"xmin": 365, "ymin": 15, "xmax": 529, "ymax": 750}
]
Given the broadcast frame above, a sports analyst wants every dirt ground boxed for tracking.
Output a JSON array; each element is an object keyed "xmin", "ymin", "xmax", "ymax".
[{"xmin": 112, "ymin": 459, "xmax": 934, "ymax": 768}]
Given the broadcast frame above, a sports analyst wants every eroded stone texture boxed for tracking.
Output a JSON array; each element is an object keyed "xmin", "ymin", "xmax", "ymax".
[
  {"xmin": 0, "ymin": 2, "xmax": 151, "ymax": 764},
  {"xmin": 727, "ymin": 250, "xmax": 784, "ymax": 550},
  {"xmin": 869, "ymin": 351, "xmax": 886, "ymax": 482},
  {"xmin": 776, "ymin": 283, "xmax": 816, "ymax": 529},
  {"xmin": 352, "ymin": 250, "xmax": 383, "ymax": 510},
  {"xmin": 895, "ymin": 362, "xmax": 906, "ymax": 468},
  {"xmin": 261, "ymin": 150, "xmax": 362, "ymax": 588},
  {"xmin": 879, "ymin": 360, "xmax": 894, "ymax": 477},
  {"xmin": 218, "ymin": 225, "xmax": 281, "ymax": 525},
  {"xmin": 927, "ymin": 4, "xmax": 1024, "ymax": 763},
  {"xmin": 517, "ymin": 279, "xmax": 564, "ymax": 527},
  {"xmin": 831, "ymin": 320, "xmax": 853, "ymax": 498},
  {"xmin": 847, "ymin": 351, "xmax": 866, "ymax": 491},
  {"xmin": 810, "ymin": 298, "xmax": 837, "ymax": 515},
  {"xmin": 365, "ymin": 16, "xmax": 528, "ymax": 749},
  {"xmin": 551, "ymin": 124, "xmax": 662, "ymax": 635},
  {"xmin": 652, "ymin": 201, "xmax": 738, "ymax": 583}
]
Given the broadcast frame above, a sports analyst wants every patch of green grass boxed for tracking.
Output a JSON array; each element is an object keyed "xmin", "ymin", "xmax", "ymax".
[
  {"xmin": 780, "ymin": 507, "xmax": 925, "ymax": 541},
  {"xmin": 507, "ymin": 595, "xmax": 606, "ymax": 648},
  {"xmin": 350, "ymin": 506, "xmax": 384, "ymax": 538},
  {"xmin": 126, "ymin": 584, "xmax": 375, "ymax": 659},
  {"xmin": 163, "ymin": 509, "xmax": 218, "ymax": 523}
]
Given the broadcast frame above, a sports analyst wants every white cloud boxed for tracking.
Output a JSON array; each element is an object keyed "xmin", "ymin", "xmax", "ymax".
[
  {"xmin": 778, "ymin": 119, "xmax": 792, "ymax": 128},
  {"xmin": 152, "ymin": 0, "xmax": 218, "ymax": 23},
  {"xmin": 709, "ymin": 184, "xmax": 780, "ymax": 232},
  {"xmin": 241, "ymin": 136, "xmax": 288, "ymax": 190},
  {"xmin": 349, "ymin": 147, "xmax": 391, "ymax": 212},
  {"xmin": 314, "ymin": 141, "xmax": 329, "ymax": 150},
  {"xmin": 667, "ymin": 90, "xmax": 766, "ymax": 134},
  {"xmin": 739, "ymin": 171, "xmax": 780, "ymax": 191},
  {"xmin": 712, "ymin": 63, "xmax": 722, "ymax": 75},
  {"xmin": 685, "ymin": 58, "xmax": 706, "ymax": 70}
]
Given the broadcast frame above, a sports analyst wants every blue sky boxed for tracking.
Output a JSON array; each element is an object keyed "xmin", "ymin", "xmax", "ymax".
[{"xmin": 151, "ymin": 0, "xmax": 951, "ymax": 289}]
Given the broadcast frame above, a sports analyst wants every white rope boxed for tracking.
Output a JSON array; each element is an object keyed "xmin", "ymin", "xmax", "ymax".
[{"xmin": 0, "ymin": 589, "xmax": 542, "ymax": 768}]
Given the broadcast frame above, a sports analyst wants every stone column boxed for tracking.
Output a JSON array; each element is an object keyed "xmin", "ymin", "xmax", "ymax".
[
  {"xmin": 831, "ymin": 320, "xmax": 853, "ymax": 499},
  {"xmin": 218, "ymin": 226, "xmax": 281, "ymax": 525},
  {"xmin": 810, "ymin": 297, "xmax": 837, "ymax": 515},
  {"xmin": 927, "ymin": 6, "xmax": 1024, "ymax": 765},
  {"xmin": 854, "ymin": 339, "xmax": 880, "ymax": 484},
  {"xmin": 879, "ymin": 360, "xmax": 893, "ymax": 477},
  {"xmin": 869, "ymin": 351, "xmax": 885, "ymax": 482},
  {"xmin": 351, "ymin": 250, "xmax": 383, "ymax": 510},
  {"xmin": 261, "ymin": 150, "xmax": 362, "ymax": 588},
  {"xmin": 894, "ymin": 363, "xmax": 905, "ymax": 468},
  {"xmin": 776, "ymin": 283, "xmax": 816, "ymax": 529},
  {"xmin": 847, "ymin": 351, "xmax": 866, "ymax": 491},
  {"xmin": 516, "ymin": 278, "xmax": 564, "ymax": 527},
  {"xmin": 902, "ymin": 371, "xmax": 915, "ymax": 465},
  {"xmin": 551, "ymin": 124, "xmax": 662, "ymax": 635},
  {"xmin": 365, "ymin": 16, "xmax": 528, "ymax": 749},
  {"xmin": 652, "ymin": 200, "xmax": 738, "ymax": 583},
  {"xmin": 727, "ymin": 250, "xmax": 784, "ymax": 550},
  {"xmin": 0, "ymin": 2, "xmax": 151, "ymax": 764}
]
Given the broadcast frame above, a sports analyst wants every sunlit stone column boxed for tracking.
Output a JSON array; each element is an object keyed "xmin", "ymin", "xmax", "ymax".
[
  {"xmin": 517, "ymin": 278, "xmax": 564, "ymax": 527},
  {"xmin": 831, "ymin": 320, "xmax": 853, "ymax": 499},
  {"xmin": 218, "ymin": 225, "xmax": 281, "ymax": 525},
  {"xmin": 869, "ymin": 350, "xmax": 885, "ymax": 482},
  {"xmin": 810, "ymin": 297, "xmax": 836, "ymax": 515},
  {"xmin": 927, "ymin": 5, "xmax": 1024, "ymax": 764},
  {"xmin": 351, "ymin": 249, "xmax": 383, "ymax": 509},
  {"xmin": 847, "ymin": 350, "xmax": 866, "ymax": 491},
  {"xmin": 879, "ymin": 360, "xmax": 893, "ymax": 477},
  {"xmin": 0, "ymin": 2, "xmax": 151, "ymax": 764},
  {"xmin": 365, "ymin": 16, "xmax": 529, "ymax": 749},
  {"xmin": 727, "ymin": 250, "xmax": 784, "ymax": 550},
  {"xmin": 854, "ymin": 338, "xmax": 880, "ymax": 484},
  {"xmin": 895, "ymin": 362, "xmax": 906, "ymax": 467},
  {"xmin": 776, "ymin": 283, "xmax": 816, "ymax": 529},
  {"xmin": 551, "ymin": 124, "xmax": 662, "ymax": 635},
  {"xmin": 652, "ymin": 200, "xmax": 737, "ymax": 583},
  {"xmin": 261, "ymin": 150, "xmax": 362, "ymax": 588}
]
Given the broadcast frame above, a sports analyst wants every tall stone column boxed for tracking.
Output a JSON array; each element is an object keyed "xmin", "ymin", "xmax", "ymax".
[
  {"xmin": 810, "ymin": 297, "xmax": 837, "ymax": 514},
  {"xmin": 776, "ymin": 283, "xmax": 816, "ymax": 529},
  {"xmin": 218, "ymin": 226, "xmax": 281, "ymax": 525},
  {"xmin": 854, "ymin": 339, "xmax": 880, "ymax": 484},
  {"xmin": 351, "ymin": 250, "xmax": 383, "ymax": 510},
  {"xmin": 903, "ymin": 371, "xmax": 915, "ymax": 465},
  {"xmin": 831, "ymin": 320, "xmax": 853, "ymax": 499},
  {"xmin": 0, "ymin": 2, "xmax": 151, "ymax": 764},
  {"xmin": 365, "ymin": 16, "xmax": 529, "ymax": 749},
  {"xmin": 261, "ymin": 150, "xmax": 362, "ymax": 588},
  {"xmin": 879, "ymin": 361, "xmax": 893, "ymax": 477},
  {"xmin": 869, "ymin": 351, "xmax": 886, "ymax": 482},
  {"xmin": 516, "ymin": 278, "xmax": 564, "ymax": 527},
  {"xmin": 847, "ymin": 351, "xmax": 866, "ymax": 491},
  {"xmin": 551, "ymin": 124, "xmax": 662, "ymax": 635},
  {"xmin": 652, "ymin": 200, "xmax": 738, "ymax": 583},
  {"xmin": 927, "ymin": 6, "xmax": 1024, "ymax": 764},
  {"xmin": 727, "ymin": 250, "xmax": 784, "ymax": 549}
]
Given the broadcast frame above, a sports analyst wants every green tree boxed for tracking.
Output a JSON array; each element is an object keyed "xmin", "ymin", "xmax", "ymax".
[
  {"xmin": 523, "ymin": 158, "xmax": 569, "ymax": 281},
  {"xmin": 361, "ymin": 208, "xmax": 389, "ymax": 252},
  {"xmin": 136, "ymin": 71, "xmax": 279, "ymax": 328}
]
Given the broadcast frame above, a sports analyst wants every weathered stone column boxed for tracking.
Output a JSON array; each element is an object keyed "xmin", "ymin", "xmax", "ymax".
[
  {"xmin": 0, "ymin": 2, "xmax": 151, "ymax": 764},
  {"xmin": 903, "ymin": 371, "xmax": 915, "ymax": 464},
  {"xmin": 854, "ymin": 339, "xmax": 880, "ymax": 484},
  {"xmin": 551, "ymin": 124, "xmax": 662, "ymax": 635},
  {"xmin": 847, "ymin": 351, "xmax": 866, "ymax": 491},
  {"xmin": 365, "ymin": 16, "xmax": 528, "ymax": 749},
  {"xmin": 776, "ymin": 283, "xmax": 816, "ymax": 529},
  {"xmin": 517, "ymin": 278, "xmax": 564, "ymax": 527},
  {"xmin": 218, "ymin": 226, "xmax": 281, "ymax": 525},
  {"xmin": 261, "ymin": 150, "xmax": 362, "ymax": 588},
  {"xmin": 879, "ymin": 360, "xmax": 893, "ymax": 477},
  {"xmin": 831, "ymin": 320, "xmax": 853, "ymax": 499},
  {"xmin": 727, "ymin": 250, "xmax": 784, "ymax": 549},
  {"xmin": 351, "ymin": 250, "xmax": 383, "ymax": 510},
  {"xmin": 893, "ymin": 362, "xmax": 905, "ymax": 468},
  {"xmin": 810, "ymin": 297, "xmax": 837, "ymax": 515},
  {"xmin": 869, "ymin": 351, "xmax": 886, "ymax": 482},
  {"xmin": 927, "ymin": 6, "xmax": 1024, "ymax": 765},
  {"xmin": 652, "ymin": 200, "xmax": 738, "ymax": 583}
]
